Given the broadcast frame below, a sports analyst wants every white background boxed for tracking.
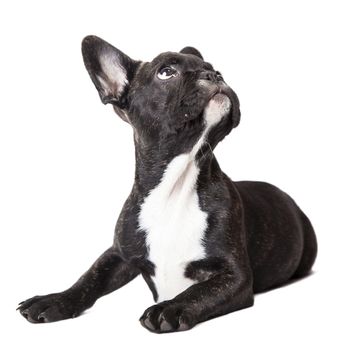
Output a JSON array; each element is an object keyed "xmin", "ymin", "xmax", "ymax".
[{"xmin": 1, "ymin": 0, "xmax": 361, "ymax": 349}]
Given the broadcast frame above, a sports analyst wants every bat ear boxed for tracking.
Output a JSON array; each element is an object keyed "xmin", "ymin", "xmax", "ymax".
[
  {"xmin": 180, "ymin": 46, "xmax": 203, "ymax": 60},
  {"xmin": 82, "ymin": 35, "xmax": 140, "ymax": 105}
]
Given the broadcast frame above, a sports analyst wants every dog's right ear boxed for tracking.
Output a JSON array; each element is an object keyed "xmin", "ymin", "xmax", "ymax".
[{"xmin": 82, "ymin": 35, "xmax": 140, "ymax": 105}]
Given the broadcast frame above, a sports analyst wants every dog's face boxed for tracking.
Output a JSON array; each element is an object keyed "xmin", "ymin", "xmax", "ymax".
[{"xmin": 82, "ymin": 36, "xmax": 240, "ymax": 153}]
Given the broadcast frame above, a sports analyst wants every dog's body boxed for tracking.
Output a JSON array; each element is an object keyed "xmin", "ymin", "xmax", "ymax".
[{"xmin": 18, "ymin": 36, "xmax": 317, "ymax": 332}]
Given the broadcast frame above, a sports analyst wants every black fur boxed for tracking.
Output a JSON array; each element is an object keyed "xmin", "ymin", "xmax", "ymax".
[{"xmin": 18, "ymin": 36, "xmax": 317, "ymax": 332}]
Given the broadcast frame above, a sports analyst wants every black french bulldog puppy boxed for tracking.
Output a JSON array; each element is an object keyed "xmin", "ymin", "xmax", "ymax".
[{"xmin": 18, "ymin": 36, "xmax": 317, "ymax": 333}]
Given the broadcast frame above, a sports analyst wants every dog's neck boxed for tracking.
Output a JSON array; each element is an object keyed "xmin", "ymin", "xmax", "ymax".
[
  {"xmin": 133, "ymin": 133, "xmax": 216, "ymax": 197},
  {"xmin": 131, "ymin": 98, "xmax": 230, "ymax": 196}
]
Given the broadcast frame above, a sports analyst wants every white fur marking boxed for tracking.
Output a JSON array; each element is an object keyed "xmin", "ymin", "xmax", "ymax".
[
  {"xmin": 204, "ymin": 94, "xmax": 231, "ymax": 127},
  {"xmin": 139, "ymin": 154, "xmax": 207, "ymax": 302},
  {"xmin": 139, "ymin": 96, "xmax": 231, "ymax": 302}
]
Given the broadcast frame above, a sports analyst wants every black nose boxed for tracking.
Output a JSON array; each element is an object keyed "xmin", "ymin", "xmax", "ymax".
[{"xmin": 199, "ymin": 70, "xmax": 219, "ymax": 83}]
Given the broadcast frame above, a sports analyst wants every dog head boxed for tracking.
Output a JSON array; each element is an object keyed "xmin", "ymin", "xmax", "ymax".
[{"xmin": 82, "ymin": 35, "xmax": 240, "ymax": 155}]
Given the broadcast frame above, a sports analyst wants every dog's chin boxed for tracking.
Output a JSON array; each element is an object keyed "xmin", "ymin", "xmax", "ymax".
[{"xmin": 203, "ymin": 93, "xmax": 231, "ymax": 128}]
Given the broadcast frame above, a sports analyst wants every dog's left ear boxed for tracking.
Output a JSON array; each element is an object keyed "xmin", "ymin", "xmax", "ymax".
[
  {"xmin": 180, "ymin": 47, "xmax": 203, "ymax": 60},
  {"xmin": 82, "ymin": 35, "xmax": 140, "ymax": 105}
]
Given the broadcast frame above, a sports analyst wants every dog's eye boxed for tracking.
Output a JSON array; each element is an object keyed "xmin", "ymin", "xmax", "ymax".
[{"xmin": 157, "ymin": 66, "xmax": 177, "ymax": 80}]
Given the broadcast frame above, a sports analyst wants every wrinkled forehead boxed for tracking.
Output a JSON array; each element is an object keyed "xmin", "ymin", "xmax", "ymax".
[{"xmin": 151, "ymin": 52, "xmax": 214, "ymax": 71}]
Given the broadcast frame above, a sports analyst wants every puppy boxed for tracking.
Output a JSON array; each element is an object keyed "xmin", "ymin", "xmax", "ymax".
[{"xmin": 18, "ymin": 36, "xmax": 317, "ymax": 333}]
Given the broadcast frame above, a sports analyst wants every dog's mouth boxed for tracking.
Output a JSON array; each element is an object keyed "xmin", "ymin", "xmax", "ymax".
[
  {"xmin": 211, "ymin": 86, "xmax": 240, "ymax": 129},
  {"xmin": 201, "ymin": 93, "xmax": 231, "ymax": 129},
  {"xmin": 174, "ymin": 84, "xmax": 240, "ymax": 134},
  {"xmin": 176, "ymin": 91, "xmax": 233, "ymax": 131},
  {"xmin": 209, "ymin": 92, "xmax": 232, "ymax": 108}
]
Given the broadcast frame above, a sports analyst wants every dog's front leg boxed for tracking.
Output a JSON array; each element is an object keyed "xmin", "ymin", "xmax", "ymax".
[
  {"xmin": 140, "ymin": 262, "xmax": 254, "ymax": 333},
  {"xmin": 18, "ymin": 247, "xmax": 139, "ymax": 323}
]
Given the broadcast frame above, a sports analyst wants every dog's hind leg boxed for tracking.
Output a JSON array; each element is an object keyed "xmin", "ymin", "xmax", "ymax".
[
  {"xmin": 293, "ymin": 211, "xmax": 318, "ymax": 278},
  {"xmin": 17, "ymin": 247, "xmax": 139, "ymax": 323}
]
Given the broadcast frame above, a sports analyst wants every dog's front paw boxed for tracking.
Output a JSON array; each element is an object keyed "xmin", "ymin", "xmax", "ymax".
[
  {"xmin": 17, "ymin": 291, "xmax": 86, "ymax": 323},
  {"xmin": 140, "ymin": 301, "xmax": 196, "ymax": 333}
]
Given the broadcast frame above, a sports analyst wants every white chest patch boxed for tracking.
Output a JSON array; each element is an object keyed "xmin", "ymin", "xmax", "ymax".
[
  {"xmin": 138, "ymin": 95, "xmax": 231, "ymax": 302},
  {"xmin": 139, "ymin": 154, "xmax": 207, "ymax": 302}
]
